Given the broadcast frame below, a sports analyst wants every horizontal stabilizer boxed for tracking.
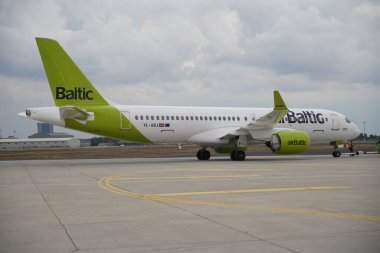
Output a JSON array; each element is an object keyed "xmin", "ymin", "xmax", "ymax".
[{"xmin": 59, "ymin": 106, "xmax": 94, "ymax": 124}]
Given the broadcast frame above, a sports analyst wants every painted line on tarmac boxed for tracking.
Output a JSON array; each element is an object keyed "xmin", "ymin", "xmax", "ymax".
[
  {"xmin": 98, "ymin": 173, "xmax": 380, "ymax": 221},
  {"xmin": 154, "ymin": 186, "xmax": 350, "ymax": 197},
  {"xmin": 116, "ymin": 174, "xmax": 260, "ymax": 180}
]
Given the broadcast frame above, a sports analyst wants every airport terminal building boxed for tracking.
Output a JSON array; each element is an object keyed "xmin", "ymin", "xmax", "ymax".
[{"xmin": 0, "ymin": 138, "xmax": 81, "ymax": 149}]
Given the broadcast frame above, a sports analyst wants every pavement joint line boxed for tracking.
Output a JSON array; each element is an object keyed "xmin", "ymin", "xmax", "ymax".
[{"xmin": 98, "ymin": 173, "xmax": 380, "ymax": 221}]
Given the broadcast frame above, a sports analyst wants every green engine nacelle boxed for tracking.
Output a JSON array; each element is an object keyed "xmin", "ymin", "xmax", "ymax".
[{"xmin": 269, "ymin": 130, "xmax": 310, "ymax": 154}]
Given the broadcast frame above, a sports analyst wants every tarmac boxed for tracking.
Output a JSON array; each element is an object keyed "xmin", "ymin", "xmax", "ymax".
[{"xmin": 0, "ymin": 154, "xmax": 379, "ymax": 253}]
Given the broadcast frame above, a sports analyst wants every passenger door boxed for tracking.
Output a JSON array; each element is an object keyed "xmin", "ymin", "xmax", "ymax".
[{"xmin": 331, "ymin": 114, "xmax": 339, "ymax": 130}]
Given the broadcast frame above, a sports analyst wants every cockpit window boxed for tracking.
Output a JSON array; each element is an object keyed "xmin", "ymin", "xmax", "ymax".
[{"xmin": 345, "ymin": 117, "xmax": 351, "ymax": 123}]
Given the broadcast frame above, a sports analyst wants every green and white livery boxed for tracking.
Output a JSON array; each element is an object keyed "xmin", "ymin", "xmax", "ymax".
[{"xmin": 20, "ymin": 38, "xmax": 360, "ymax": 160}]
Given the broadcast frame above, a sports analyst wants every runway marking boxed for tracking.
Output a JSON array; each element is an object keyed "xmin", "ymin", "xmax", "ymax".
[
  {"xmin": 98, "ymin": 173, "xmax": 380, "ymax": 221},
  {"xmin": 154, "ymin": 186, "xmax": 349, "ymax": 197},
  {"xmin": 116, "ymin": 174, "xmax": 260, "ymax": 180}
]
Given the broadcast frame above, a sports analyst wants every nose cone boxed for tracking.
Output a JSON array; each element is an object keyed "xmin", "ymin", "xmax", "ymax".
[{"xmin": 352, "ymin": 123, "xmax": 360, "ymax": 139}]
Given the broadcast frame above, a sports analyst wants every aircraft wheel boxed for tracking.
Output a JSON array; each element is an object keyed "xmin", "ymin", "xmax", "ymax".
[
  {"xmin": 202, "ymin": 150, "xmax": 211, "ymax": 160},
  {"xmin": 197, "ymin": 149, "xmax": 210, "ymax": 160},
  {"xmin": 196, "ymin": 150, "xmax": 202, "ymax": 160},
  {"xmin": 230, "ymin": 150, "xmax": 237, "ymax": 161},
  {"xmin": 230, "ymin": 150, "xmax": 245, "ymax": 161},
  {"xmin": 332, "ymin": 151, "xmax": 341, "ymax": 157},
  {"xmin": 235, "ymin": 150, "xmax": 246, "ymax": 161}
]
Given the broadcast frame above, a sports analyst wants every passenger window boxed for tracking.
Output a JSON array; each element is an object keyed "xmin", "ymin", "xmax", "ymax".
[
  {"xmin": 186, "ymin": 116, "xmax": 189, "ymax": 120},
  {"xmin": 195, "ymin": 116, "xmax": 198, "ymax": 120},
  {"xmin": 146, "ymin": 115, "xmax": 149, "ymax": 120},
  {"xmin": 228, "ymin": 116, "xmax": 231, "ymax": 121},
  {"xmin": 190, "ymin": 116, "xmax": 194, "ymax": 120},
  {"xmin": 244, "ymin": 117, "xmax": 247, "ymax": 121},
  {"xmin": 151, "ymin": 116, "xmax": 154, "ymax": 120},
  {"xmin": 171, "ymin": 116, "xmax": 174, "ymax": 120},
  {"xmin": 223, "ymin": 116, "xmax": 226, "ymax": 121},
  {"xmin": 204, "ymin": 116, "xmax": 207, "ymax": 121},
  {"xmin": 232, "ymin": 117, "xmax": 235, "ymax": 121},
  {"xmin": 140, "ymin": 115, "xmax": 143, "ymax": 120},
  {"xmin": 214, "ymin": 116, "xmax": 217, "ymax": 121},
  {"xmin": 135, "ymin": 115, "xmax": 138, "ymax": 120},
  {"xmin": 156, "ymin": 116, "xmax": 159, "ymax": 120},
  {"xmin": 161, "ymin": 116, "xmax": 165, "ymax": 120},
  {"xmin": 218, "ymin": 116, "xmax": 221, "ymax": 121},
  {"xmin": 200, "ymin": 116, "xmax": 203, "ymax": 120},
  {"xmin": 166, "ymin": 116, "xmax": 169, "ymax": 120},
  {"xmin": 181, "ymin": 116, "xmax": 184, "ymax": 120},
  {"xmin": 176, "ymin": 116, "xmax": 179, "ymax": 120},
  {"xmin": 237, "ymin": 117, "xmax": 240, "ymax": 121}
]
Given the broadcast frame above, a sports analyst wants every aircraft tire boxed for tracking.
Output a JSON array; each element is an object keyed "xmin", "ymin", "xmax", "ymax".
[
  {"xmin": 197, "ymin": 149, "xmax": 210, "ymax": 160},
  {"xmin": 236, "ymin": 150, "xmax": 246, "ymax": 161},
  {"xmin": 202, "ymin": 150, "xmax": 211, "ymax": 160},
  {"xmin": 230, "ymin": 150, "xmax": 245, "ymax": 161},
  {"xmin": 196, "ymin": 150, "xmax": 202, "ymax": 160},
  {"xmin": 332, "ymin": 151, "xmax": 341, "ymax": 157},
  {"xmin": 230, "ymin": 151, "xmax": 237, "ymax": 161}
]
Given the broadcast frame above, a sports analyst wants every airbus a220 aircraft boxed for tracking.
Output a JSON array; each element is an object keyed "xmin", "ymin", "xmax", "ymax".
[{"xmin": 20, "ymin": 38, "xmax": 360, "ymax": 161}]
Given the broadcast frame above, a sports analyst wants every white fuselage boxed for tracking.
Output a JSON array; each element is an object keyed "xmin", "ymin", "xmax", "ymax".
[
  {"xmin": 116, "ymin": 105, "xmax": 360, "ymax": 145},
  {"xmin": 24, "ymin": 104, "xmax": 360, "ymax": 146}
]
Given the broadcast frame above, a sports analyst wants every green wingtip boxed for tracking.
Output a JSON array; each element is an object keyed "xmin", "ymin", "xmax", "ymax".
[{"xmin": 273, "ymin": 90, "xmax": 288, "ymax": 111}]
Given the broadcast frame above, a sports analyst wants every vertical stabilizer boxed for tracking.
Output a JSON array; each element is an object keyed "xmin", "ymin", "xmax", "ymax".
[{"xmin": 36, "ymin": 38, "xmax": 109, "ymax": 106}]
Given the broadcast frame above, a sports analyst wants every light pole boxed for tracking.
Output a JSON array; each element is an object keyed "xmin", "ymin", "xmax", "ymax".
[{"xmin": 363, "ymin": 121, "xmax": 366, "ymax": 142}]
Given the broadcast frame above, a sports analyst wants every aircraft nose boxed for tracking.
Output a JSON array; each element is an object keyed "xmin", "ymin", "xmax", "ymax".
[{"xmin": 352, "ymin": 123, "xmax": 360, "ymax": 138}]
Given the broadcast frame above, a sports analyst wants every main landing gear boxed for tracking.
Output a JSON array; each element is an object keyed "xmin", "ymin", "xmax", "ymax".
[
  {"xmin": 196, "ymin": 148, "xmax": 246, "ymax": 161},
  {"xmin": 230, "ymin": 149, "xmax": 246, "ymax": 161},
  {"xmin": 196, "ymin": 148, "xmax": 211, "ymax": 160}
]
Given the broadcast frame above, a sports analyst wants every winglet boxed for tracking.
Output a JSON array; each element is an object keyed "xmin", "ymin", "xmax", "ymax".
[{"xmin": 273, "ymin": 90, "xmax": 288, "ymax": 111}]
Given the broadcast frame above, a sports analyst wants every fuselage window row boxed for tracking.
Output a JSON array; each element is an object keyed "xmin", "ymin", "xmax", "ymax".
[{"xmin": 134, "ymin": 115, "xmax": 248, "ymax": 122}]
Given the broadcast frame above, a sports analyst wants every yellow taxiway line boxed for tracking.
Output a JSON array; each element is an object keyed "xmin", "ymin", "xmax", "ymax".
[
  {"xmin": 116, "ymin": 174, "xmax": 260, "ymax": 180},
  {"xmin": 154, "ymin": 186, "xmax": 350, "ymax": 197},
  {"xmin": 98, "ymin": 173, "xmax": 380, "ymax": 221}
]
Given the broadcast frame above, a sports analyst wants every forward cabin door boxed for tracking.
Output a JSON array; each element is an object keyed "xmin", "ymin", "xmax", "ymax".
[{"xmin": 331, "ymin": 114, "xmax": 340, "ymax": 130}]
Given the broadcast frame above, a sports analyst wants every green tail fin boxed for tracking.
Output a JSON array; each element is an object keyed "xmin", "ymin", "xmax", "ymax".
[{"xmin": 36, "ymin": 38, "xmax": 109, "ymax": 106}]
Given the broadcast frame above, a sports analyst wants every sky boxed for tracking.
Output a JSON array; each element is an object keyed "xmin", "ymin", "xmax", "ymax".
[{"xmin": 0, "ymin": 0, "xmax": 379, "ymax": 138}]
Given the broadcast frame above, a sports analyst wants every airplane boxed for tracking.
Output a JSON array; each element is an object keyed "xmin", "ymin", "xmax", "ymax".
[{"xmin": 19, "ymin": 38, "xmax": 361, "ymax": 161}]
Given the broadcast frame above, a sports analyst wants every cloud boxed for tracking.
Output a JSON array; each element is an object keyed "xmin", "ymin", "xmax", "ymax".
[{"xmin": 0, "ymin": 0, "xmax": 379, "ymax": 137}]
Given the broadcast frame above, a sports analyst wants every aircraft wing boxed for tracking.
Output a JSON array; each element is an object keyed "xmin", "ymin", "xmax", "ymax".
[
  {"xmin": 247, "ymin": 91, "xmax": 288, "ymax": 129},
  {"xmin": 218, "ymin": 91, "xmax": 288, "ymax": 140}
]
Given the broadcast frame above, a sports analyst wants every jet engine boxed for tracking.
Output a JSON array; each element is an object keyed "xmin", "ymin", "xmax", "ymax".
[{"xmin": 267, "ymin": 130, "xmax": 310, "ymax": 154}]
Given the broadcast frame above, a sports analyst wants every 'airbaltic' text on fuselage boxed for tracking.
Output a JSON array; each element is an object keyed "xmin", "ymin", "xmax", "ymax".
[
  {"xmin": 279, "ymin": 110, "xmax": 325, "ymax": 124},
  {"xmin": 56, "ymin": 87, "xmax": 93, "ymax": 100}
]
